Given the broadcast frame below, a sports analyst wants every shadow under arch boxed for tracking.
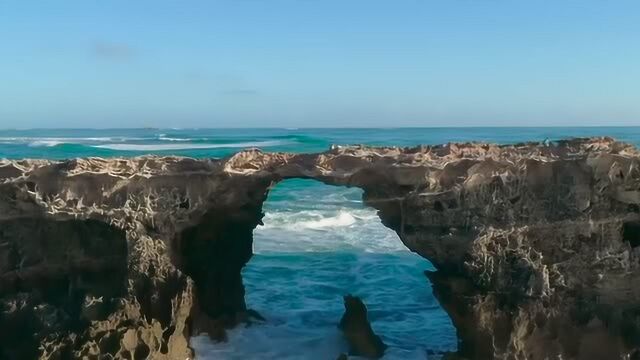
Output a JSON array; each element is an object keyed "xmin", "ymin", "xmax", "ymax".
[{"xmin": 191, "ymin": 178, "xmax": 457, "ymax": 359}]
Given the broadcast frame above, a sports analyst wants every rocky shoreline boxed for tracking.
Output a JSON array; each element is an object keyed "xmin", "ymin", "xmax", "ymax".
[{"xmin": 1, "ymin": 137, "xmax": 639, "ymax": 359}]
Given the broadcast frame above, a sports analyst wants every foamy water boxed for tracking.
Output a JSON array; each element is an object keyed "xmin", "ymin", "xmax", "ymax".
[
  {"xmin": 0, "ymin": 136, "xmax": 136, "ymax": 147},
  {"xmin": 256, "ymin": 209, "xmax": 404, "ymax": 254},
  {"xmin": 0, "ymin": 132, "xmax": 294, "ymax": 154}
]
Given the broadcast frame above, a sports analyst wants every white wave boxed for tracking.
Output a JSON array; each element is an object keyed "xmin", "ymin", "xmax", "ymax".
[
  {"xmin": 255, "ymin": 208, "xmax": 407, "ymax": 253},
  {"xmin": 301, "ymin": 211, "xmax": 356, "ymax": 229},
  {"xmin": 0, "ymin": 137, "xmax": 143, "ymax": 147},
  {"xmin": 157, "ymin": 136, "xmax": 192, "ymax": 142},
  {"xmin": 260, "ymin": 210, "xmax": 357, "ymax": 231},
  {"xmin": 93, "ymin": 140, "xmax": 287, "ymax": 151},
  {"xmin": 28, "ymin": 140, "xmax": 65, "ymax": 147},
  {"xmin": 156, "ymin": 133, "xmax": 194, "ymax": 142}
]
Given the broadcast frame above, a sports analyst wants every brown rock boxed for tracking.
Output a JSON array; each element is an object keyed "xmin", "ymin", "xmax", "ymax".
[{"xmin": 0, "ymin": 137, "xmax": 639, "ymax": 359}]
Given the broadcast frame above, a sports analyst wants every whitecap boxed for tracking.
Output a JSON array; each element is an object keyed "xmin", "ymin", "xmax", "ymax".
[
  {"xmin": 157, "ymin": 136, "xmax": 192, "ymax": 142},
  {"xmin": 255, "ymin": 208, "xmax": 407, "ymax": 253},
  {"xmin": 92, "ymin": 140, "xmax": 287, "ymax": 151},
  {"xmin": 0, "ymin": 137, "xmax": 143, "ymax": 147},
  {"xmin": 300, "ymin": 211, "xmax": 356, "ymax": 229},
  {"xmin": 260, "ymin": 210, "xmax": 357, "ymax": 231},
  {"xmin": 156, "ymin": 134, "xmax": 194, "ymax": 142},
  {"xmin": 28, "ymin": 140, "xmax": 65, "ymax": 147}
]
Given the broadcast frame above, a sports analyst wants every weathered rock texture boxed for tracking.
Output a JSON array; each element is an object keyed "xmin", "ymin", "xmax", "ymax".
[{"xmin": 1, "ymin": 137, "xmax": 640, "ymax": 359}]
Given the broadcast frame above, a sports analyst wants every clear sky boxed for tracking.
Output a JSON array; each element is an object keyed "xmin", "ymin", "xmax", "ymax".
[{"xmin": 1, "ymin": 0, "xmax": 638, "ymax": 128}]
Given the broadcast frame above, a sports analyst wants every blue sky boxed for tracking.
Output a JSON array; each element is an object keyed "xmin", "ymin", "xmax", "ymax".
[{"xmin": 0, "ymin": 0, "xmax": 638, "ymax": 128}]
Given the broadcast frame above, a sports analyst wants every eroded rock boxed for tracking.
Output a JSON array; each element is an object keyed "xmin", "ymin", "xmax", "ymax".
[{"xmin": 0, "ymin": 137, "xmax": 639, "ymax": 359}]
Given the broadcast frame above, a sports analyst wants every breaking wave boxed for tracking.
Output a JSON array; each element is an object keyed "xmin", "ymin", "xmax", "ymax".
[
  {"xmin": 301, "ymin": 211, "xmax": 357, "ymax": 229},
  {"xmin": 260, "ymin": 210, "xmax": 360, "ymax": 230},
  {"xmin": 0, "ymin": 137, "xmax": 129, "ymax": 147},
  {"xmin": 255, "ymin": 209, "xmax": 405, "ymax": 254},
  {"xmin": 92, "ymin": 140, "xmax": 288, "ymax": 151}
]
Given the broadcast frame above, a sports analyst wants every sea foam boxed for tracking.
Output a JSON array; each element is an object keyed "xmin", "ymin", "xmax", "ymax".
[
  {"xmin": 260, "ymin": 210, "xmax": 358, "ymax": 231},
  {"xmin": 255, "ymin": 208, "xmax": 406, "ymax": 254}
]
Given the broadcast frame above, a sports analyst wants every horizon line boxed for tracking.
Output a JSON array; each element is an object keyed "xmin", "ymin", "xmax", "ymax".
[{"xmin": 1, "ymin": 125, "xmax": 640, "ymax": 131}]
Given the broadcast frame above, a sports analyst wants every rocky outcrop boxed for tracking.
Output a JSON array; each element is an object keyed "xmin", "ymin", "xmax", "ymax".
[
  {"xmin": 338, "ymin": 295, "xmax": 386, "ymax": 358},
  {"xmin": 1, "ymin": 137, "xmax": 639, "ymax": 359}
]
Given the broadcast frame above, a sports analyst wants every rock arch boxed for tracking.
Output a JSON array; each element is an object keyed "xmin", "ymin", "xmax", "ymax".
[{"xmin": 1, "ymin": 137, "xmax": 640, "ymax": 359}]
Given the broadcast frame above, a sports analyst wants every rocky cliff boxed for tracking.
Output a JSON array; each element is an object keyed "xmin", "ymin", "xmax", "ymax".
[{"xmin": 1, "ymin": 137, "xmax": 639, "ymax": 359}]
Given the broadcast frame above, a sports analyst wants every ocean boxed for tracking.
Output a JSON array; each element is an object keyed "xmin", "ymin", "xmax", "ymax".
[{"xmin": 2, "ymin": 127, "xmax": 639, "ymax": 359}]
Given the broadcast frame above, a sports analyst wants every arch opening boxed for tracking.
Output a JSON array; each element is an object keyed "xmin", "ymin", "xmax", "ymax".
[{"xmin": 192, "ymin": 179, "xmax": 457, "ymax": 359}]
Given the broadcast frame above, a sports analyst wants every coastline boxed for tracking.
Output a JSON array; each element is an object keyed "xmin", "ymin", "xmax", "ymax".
[{"xmin": 1, "ymin": 137, "xmax": 639, "ymax": 359}]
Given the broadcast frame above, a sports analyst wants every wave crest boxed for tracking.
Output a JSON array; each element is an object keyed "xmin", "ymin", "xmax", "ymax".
[
  {"xmin": 0, "ymin": 137, "xmax": 143, "ymax": 147},
  {"xmin": 300, "ymin": 211, "xmax": 357, "ymax": 229},
  {"xmin": 259, "ymin": 210, "xmax": 363, "ymax": 231}
]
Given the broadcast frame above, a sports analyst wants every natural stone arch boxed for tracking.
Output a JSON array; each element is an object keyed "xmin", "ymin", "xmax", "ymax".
[{"xmin": 1, "ymin": 137, "xmax": 640, "ymax": 359}]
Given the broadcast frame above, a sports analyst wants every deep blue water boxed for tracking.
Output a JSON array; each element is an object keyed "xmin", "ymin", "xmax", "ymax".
[{"xmin": 2, "ymin": 127, "xmax": 639, "ymax": 359}]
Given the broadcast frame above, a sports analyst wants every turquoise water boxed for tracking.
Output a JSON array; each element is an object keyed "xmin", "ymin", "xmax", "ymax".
[
  {"xmin": 2, "ymin": 127, "xmax": 640, "ymax": 160},
  {"xmin": 2, "ymin": 127, "xmax": 639, "ymax": 359}
]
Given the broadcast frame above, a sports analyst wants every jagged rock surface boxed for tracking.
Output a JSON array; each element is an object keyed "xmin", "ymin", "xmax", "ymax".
[{"xmin": 1, "ymin": 137, "xmax": 639, "ymax": 359}]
